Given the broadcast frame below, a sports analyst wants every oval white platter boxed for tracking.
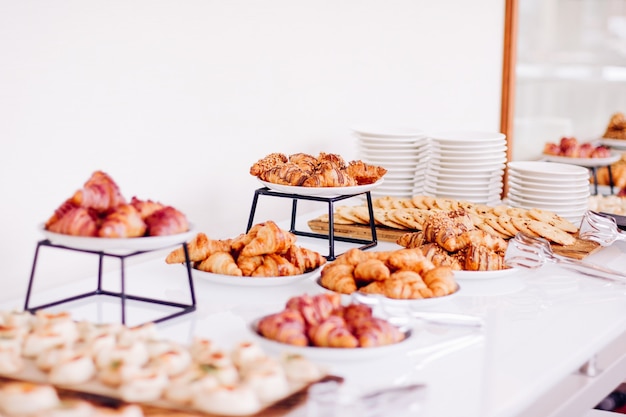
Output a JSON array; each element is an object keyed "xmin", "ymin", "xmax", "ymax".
[
  {"xmin": 542, "ymin": 153, "xmax": 621, "ymax": 168},
  {"xmin": 453, "ymin": 267, "xmax": 520, "ymax": 281},
  {"xmin": 39, "ymin": 224, "xmax": 196, "ymax": 252},
  {"xmin": 258, "ymin": 179, "xmax": 383, "ymax": 197},
  {"xmin": 250, "ymin": 319, "xmax": 414, "ymax": 361},
  {"xmin": 193, "ymin": 267, "xmax": 321, "ymax": 287}
]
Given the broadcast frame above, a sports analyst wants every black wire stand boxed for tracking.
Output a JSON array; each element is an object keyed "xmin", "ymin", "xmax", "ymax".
[
  {"xmin": 24, "ymin": 240, "xmax": 197, "ymax": 325},
  {"xmin": 246, "ymin": 187, "xmax": 378, "ymax": 260}
]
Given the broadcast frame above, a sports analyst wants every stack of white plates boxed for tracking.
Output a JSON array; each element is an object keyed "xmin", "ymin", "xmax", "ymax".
[
  {"xmin": 353, "ymin": 127, "xmax": 429, "ymax": 198},
  {"xmin": 424, "ymin": 131, "xmax": 507, "ymax": 204},
  {"xmin": 507, "ymin": 161, "xmax": 590, "ymax": 225}
]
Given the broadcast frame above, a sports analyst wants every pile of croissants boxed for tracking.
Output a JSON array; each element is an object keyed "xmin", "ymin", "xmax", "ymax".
[
  {"xmin": 250, "ymin": 152, "xmax": 387, "ymax": 187},
  {"xmin": 165, "ymin": 221, "xmax": 326, "ymax": 277},
  {"xmin": 45, "ymin": 171, "xmax": 189, "ymax": 238},
  {"xmin": 257, "ymin": 293, "xmax": 405, "ymax": 348}
]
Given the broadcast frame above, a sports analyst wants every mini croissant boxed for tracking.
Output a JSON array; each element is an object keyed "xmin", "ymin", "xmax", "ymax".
[
  {"xmin": 196, "ymin": 252, "xmax": 243, "ymax": 276},
  {"xmin": 240, "ymin": 221, "xmax": 297, "ymax": 257},
  {"xmin": 98, "ymin": 204, "xmax": 147, "ymax": 238}
]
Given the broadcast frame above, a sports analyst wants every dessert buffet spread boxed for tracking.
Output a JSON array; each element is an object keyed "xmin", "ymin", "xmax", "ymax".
[
  {"xmin": 0, "ymin": 309, "xmax": 329, "ymax": 417},
  {"xmin": 44, "ymin": 171, "xmax": 189, "ymax": 238},
  {"xmin": 165, "ymin": 221, "xmax": 326, "ymax": 278}
]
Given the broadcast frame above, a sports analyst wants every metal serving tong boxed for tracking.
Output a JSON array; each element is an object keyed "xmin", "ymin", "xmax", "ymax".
[
  {"xmin": 351, "ymin": 292, "xmax": 485, "ymax": 329},
  {"xmin": 505, "ymin": 232, "xmax": 626, "ymax": 284},
  {"xmin": 579, "ymin": 210, "xmax": 626, "ymax": 246}
]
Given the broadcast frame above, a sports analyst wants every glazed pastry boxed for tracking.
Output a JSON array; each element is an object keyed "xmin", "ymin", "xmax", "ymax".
[
  {"xmin": 345, "ymin": 160, "xmax": 387, "ymax": 185},
  {"xmin": 249, "ymin": 152, "xmax": 288, "ymax": 177},
  {"xmin": 98, "ymin": 204, "xmax": 147, "ymax": 238},
  {"xmin": 229, "ymin": 223, "xmax": 263, "ymax": 253},
  {"xmin": 46, "ymin": 205, "xmax": 98, "ymax": 237},
  {"xmin": 129, "ymin": 196, "xmax": 165, "ymax": 219},
  {"xmin": 308, "ymin": 316, "xmax": 359, "ymax": 348},
  {"xmin": 282, "ymin": 245, "xmax": 327, "ymax": 273},
  {"xmin": 302, "ymin": 162, "xmax": 357, "ymax": 187},
  {"xmin": 418, "ymin": 243, "xmax": 463, "ymax": 270},
  {"xmin": 319, "ymin": 263, "xmax": 357, "ymax": 294},
  {"xmin": 236, "ymin": 254, "xmax": 265, "ymax": 276},
  {"xmin": 69, "ymin": 171, "xmax": 126, "ymax": 212},
  {"xmin": 285, "ymin": 293, "xmax": 341, "ymax": 327},
  {"xmin": 240, "ymin": 221, "xmax": 297, "ymax": 257},
  {"xmin": 256, "ymin": 310, "xmax": 308, "ymax": 347},
  {"xmin": 144, "ymin": 206, "xmax": 189, "ymax": 236},
  {"xmin": 196, "ymin": 251, "xmax": 243, "ymax": 276},
  {"xmin": 396, "ymin": 231, "xmax": 426, "ymax": 248},
  {"xmin": 457, "ymin": 244, "xmax": 507, "ymax": 271},
  {"xmin": 288, "ymin": 152, "xmax": 318, "ymax": 173},
  {"xmin": 350, "ymin": 316, "xmax": 405, "ymax": 347},
  {"xmin": 258, "ymin": 164, "xmax": 310, "ymax": 186},
  {"xmin": 386, "ymin": 248, "xmax": 436, "ymax": 275}
]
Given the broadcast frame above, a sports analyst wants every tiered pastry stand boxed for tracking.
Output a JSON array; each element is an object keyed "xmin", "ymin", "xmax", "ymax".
[
  {"xmin": 246, "ymin": 187, "xmax": 378, "ymax": 260},
  {"xmin": 24, "ymin": 238, "xmax": 196, "ymax": 325}
]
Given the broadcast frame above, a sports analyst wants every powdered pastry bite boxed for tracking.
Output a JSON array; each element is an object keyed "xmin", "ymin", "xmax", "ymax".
[
  {"xmin": 49, "ymin": 352, "xmax": 96, "ymax": 385},
  {"xmin": 192, "ymin": 384, "xmax": 262, "ymax": 416},
  {"xmin": 118, "ymin": 367, "xmax": 168, "ymax": 402},
  {"xmin": 196, "ymin": 350, "xmax": 239, "ymax": 385},
  {"xmin": 243, "ymin": 366, "xmax": 289, "ymax": 402},
  {"xmin": 33, "ymin": 311, "xmax": 79, "ymax": 344},
  {"xmin": 280, "ymin": 353, "xmax": 324, "ymax": 383},
  {"xmin": 22, "ymin": 329, "xmax": 67, "ymax": 358},
  {"xmin": 163, "ymin": 363, "xmax": 220, "ymax": 404},
  {"xmin": 148, "ymin": 346, "xmax": 192, "ymax": 377},
  {"xmin": 39, "ymin": 398, "xmax": 95, "ymax": 417},
  {"xmin": 0, "ymin": 347, "xmax": 23, "ymax": 374},
  {"xmin": 95, "ymin": 341, "xmax": 149, "ymax": 369},
  {"xmin": 189, "ymin": 337, "xmax": 218, "ymax": 363},
  {"xmin": 231, "ymin": 341, "xmax": 267, "ymax": 371},
  {"xmin": 36, "ymin": 345, "xmax": 78, "ymax": 372},
  {"xmin": 0, "ymin": 381, "xmax": 60, "ymax": 415}
]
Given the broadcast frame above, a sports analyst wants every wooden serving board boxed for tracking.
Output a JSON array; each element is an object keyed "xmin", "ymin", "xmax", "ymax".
[{"xmin": 307, "ymin": 219, "xmax": 601, "ymax": 260}]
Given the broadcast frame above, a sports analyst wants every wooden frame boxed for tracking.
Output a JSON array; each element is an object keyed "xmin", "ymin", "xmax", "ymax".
[{"xmin": 500, "ymin": 0, "xmax": 519, "ymax": 196}]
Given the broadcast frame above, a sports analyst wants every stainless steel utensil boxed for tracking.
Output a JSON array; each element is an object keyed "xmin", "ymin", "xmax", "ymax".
[
  {"xmin": 505, "ymin": 232, "xmax": 626, "ymax": 283},
  {"xmin": 578, "ymin": 210, "xmax": 626, "ymax": 246},
  {"xmin": 351, "ymin": 292, "xmax": 485, "ymax": 329}
]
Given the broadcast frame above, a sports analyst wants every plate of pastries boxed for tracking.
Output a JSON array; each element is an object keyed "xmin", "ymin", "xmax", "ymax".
[
  {"xmin": 252, "ymin": 293, "xmax": 411, "ymax": 361},
  {"xmin": 250, "ymin": 151, "xmax": 387, "ymax": 196},
  {"xmin": 599, "ymin": 112, "xmax": 626, "ymax": 149},
  {"xmin": 543, "ymin": 137, "xmax": 619, "ymax": 167},
  {"xmin": 42, "ymin": 171, "xmax": 193, "ymax": 251},
  {"xmin": 0, "ymin": 309, "xmax": 328, "ymax": 417},
  {"xmin": 166, "ymin": 220, "xmax": 327, "ymax": 285},
  {"xmin": 316, "ymin": 246, "xmax": 460, "ymax": 306}
]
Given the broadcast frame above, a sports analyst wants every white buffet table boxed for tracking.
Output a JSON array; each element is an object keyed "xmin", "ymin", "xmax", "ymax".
[{"xmin": 3, "ymin": 219, "xmax": 626, "ymax": 417}]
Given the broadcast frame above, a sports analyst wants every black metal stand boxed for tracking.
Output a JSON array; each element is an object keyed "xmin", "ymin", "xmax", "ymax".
[
  {"xmin": 246, "ymin": 188, "xmax": 378, "ymax": 260},
  {"xmin": 24, "ymin": 240, "xmax": 197, "ymax": 325},
  {"xmin": 590, "ymin": 165, "xmax": 615, "ymax": 195}
]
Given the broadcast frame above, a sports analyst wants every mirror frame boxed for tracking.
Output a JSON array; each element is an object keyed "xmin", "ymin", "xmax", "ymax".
[{"xmin": 500, "ymin": 0, "xmax": 518, "ymax": 195}]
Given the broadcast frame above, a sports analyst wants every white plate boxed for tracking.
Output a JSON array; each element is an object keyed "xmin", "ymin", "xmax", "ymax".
[
  {"xmin": 599, "ymin": 138, "xmax": 626, "ymax": 150},
  {"xmin": 427, "ymin": 171, "xmax": 505, "ymax": 182},
  {"xmin": 507, "ymin": 161, "xmax": 589, "ymax": 177},
  {"xmin": 430, "ymin": 145, "xmax": 508, "ymax": 155},
  {"xmin": 429, "ymin": 131, "xmax": 506, "ymax": 143},
  {"xmin": 193, "ymin": 268, "xmax": 321, "ymax": 287},
  {"xmin": 39, "ymin": 224, "xmax": 196, "ymax": 252},
  {"xmin": 258, "ymin": 179, "xmax": 383, "ymax": 197},
  {"xmin": 453, "ymin": 268, "xmax": 520, "ymax": 280},
  {"xmin": 250, "ymin": 319, "xmax": 414, "ymax": 362},
  {"xmin": 352, "ymin": 126, "xmax": 425, "ymax": 139},
  {"xmin": 425, "ymin": 182, "xmax": 503, "ymax": 193},
  {"xmin": 541, "ymin": 153, "xmax": 621, "ymax": 167},
  {"xmin": 507, "ymin": 178, "xmax": 590, "ymax": 194},
  {"xmin": 427, "ymin": 164, "xmax": 506, "ymax": 174},
  {"xmin": 507, "ymin": 173, "xmax": 590, "ymax": 186}
]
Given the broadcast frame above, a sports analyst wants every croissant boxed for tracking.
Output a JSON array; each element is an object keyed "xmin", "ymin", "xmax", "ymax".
[
  {"xmin": 46, "ymin": 205, "xmax": 98, "ymax": 237},
  {"xmin": 144, "ymin": 206, "xmax": 189, "ymax": 236},
  {"xmin": 307, "ymin": 316, "xmax": 358, "ymax": 348},
  {"xmin": 165, "ymin": 233, "xmax": 231, "ymax": 264},
  {"xmin": 285, "ymin": 293, "xmax": 341, "ymax": 328},
  {"xmin": 316, "ymin": 152, "xmax": 347, "ymax": 169},
  {"xmin": 130, "ymin": 196, "xmax": 165, "ymax": 219},
  {"xmin": 353, "ymin": 259, "xmax": 390, "ymax": 283},
  {"xmin": 230, "ymin": 223, "xmax": 263, "ymax": 254},
  {"xmin": 332, "ymin": 247, "xmax": 370, "ymax": 266},
  {"xmin": 256, "ymin": 310, "xmax": 308, "ymax": 347},
  {"xmin": 258, "ymin": 164, "xmax": 309, "ymax": 186},
  {"xmin": 345, "ymin": 160, "xmax": 387, "ymax": 185},
  {"xmin": 251, "ymin": 253, "xmax": 300, "ymax": 277},
  {"xmin": 302, "ymin": 162, "xmax": 356, "ymax": 187},
  {"xmin": 337, "ymin": 303, "xmax": 373, "ymax": 326},
  {"xmin": 419, "ymin": 243, "xmax": 463, "ymax": 270},
  {"xmin": 457, "ymin": 245, "xmax": 507, "ymax": 272},
  {"xmin": 349, "ymin": 316, "xmax": 405, "ymax": 347},
  {"xmin": 382, "ymin": 270, "xmax": 433, "ymax": 299},
  {"xmin": 396, "ymin": 231, "xmax": 426, "ymax": 249},
  {"xmin": 98, "ymin": 204, "xmax": 147, "ymax": 238},
  {"xmin": 421, "ymin": 266, "xmax": 456, "ymax": 297},
  {"xmin": 288, "ymin": 153, "xmax": 318, "ymax": 173},
  {"xmin": 319, "ymin": 264, "xmax": 357, "ymax": 294},
  {"xmin": 249, "ymin": 152, "xmax": 288, "ymax": 177},
  {"xmin": 236, "ymin": 254, "xmax": 265, "ymax": 276},
  {"xmin": 282, "ymin": 245, "xmax": 327, "ymax": 273},
  {"xmin": 422, "ymin": 210, "xmax": 476, "ymax": 252},
  {"xmin": 240, "ymin": 221, "xmax": 297, "ymax": 257},
  {"xmin": 196, "ymin": 252, "xmax": 243, "ymax": 276},
  {"xmin": 70, "ymin": 171, "xmax": 126, "ymax": 211},
  {"xmin": 386, "ymin": 248, "xmax": 435, "ymax": 275}
]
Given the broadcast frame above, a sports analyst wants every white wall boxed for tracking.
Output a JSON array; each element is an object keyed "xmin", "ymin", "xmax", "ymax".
[{"xmin": 0, "ymin": 0, "xmax": 505, "ymax": 302}]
